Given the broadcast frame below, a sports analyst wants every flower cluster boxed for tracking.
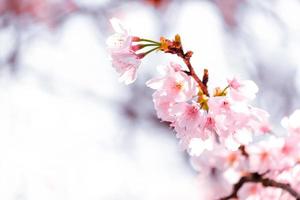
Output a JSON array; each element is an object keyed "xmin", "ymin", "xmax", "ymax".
[
  {"xmin": 191, "ymin": 109, "xmax": 300, "ymax": 199},
  {"xmin": 107, "ymin": 18, "xmax": 300, "ymax": 200},
  {"xmin": 148, "ymin": 73, "xmax": 271, "ymax": 152}
]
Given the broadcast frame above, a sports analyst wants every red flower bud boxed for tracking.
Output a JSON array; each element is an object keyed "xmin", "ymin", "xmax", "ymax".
[
  {"xmin": 131, "ymin": 45, "xmax": 142, "ymax": 51},
  {"xmin": 136, "ymin": 53, "xmax": 146, "ymax": 59},
  {"xmin": 131, "ymin": 36, "xmax": 141, "ymax": 42}
]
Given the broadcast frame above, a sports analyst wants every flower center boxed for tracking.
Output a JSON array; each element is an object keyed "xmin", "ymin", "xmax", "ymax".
[
  {"xmin": 227, "ymin": 153, "xmax": 238, "ymax": 166},
  {"xmin": 175, "ymin": 82, "xmax": 183, "ymax": 90},
  {"xmin": 260, "ymin": 151, "xmax": 269, "ymax": 161},
  {"xmin": 187, "ymin": 106, "xmax": 198, "ymax": 117}
]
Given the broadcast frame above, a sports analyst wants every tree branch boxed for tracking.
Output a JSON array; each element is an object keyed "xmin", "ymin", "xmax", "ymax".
[
  {"xmin": 220, "ymin": 172, "xmax": 300, "ymax": 200},
  {"xmin": 179, "ymin": 50, "xmax": 209, "ymax": 96},
  {"xmin": 160, "ymin": 35, "xmax": 209, "ymax": 96}
]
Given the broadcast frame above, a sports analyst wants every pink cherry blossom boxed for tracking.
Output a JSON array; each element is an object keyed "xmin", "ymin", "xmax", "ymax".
[
  {"xmin": 174, "ymin": 126, "xmax": 200, "ymax": 150},
  {"xmin": 191, "ymin": 144, "xmax": 247, "ymax": 175},
  {"xmin": 248, "ymin": 107, "xmax": 271, "ymax": 134},
  {"xmin": 281, "ymin": 109, "xmax": 300, "ymax": 135},
  {"xmin": 169, "ymin": 102, "xmax": 210, "ymax": 150},
  {"xmin": 207, "ymin": 96, "xmax": 269, "ymax": 149},
  {"xmin": 151, "ymin": 92, "xmax": 175, "ymax": 122},
  {"xmin": 107, "ymin": 18, "xmax": 142, "ymax": 84},
  {"xmin": 191, "ymin": 147, "xmax": 243, "ymax": 198},
  {"xmin": 146, "ymin": 63, "xmax": 198, "ymax": 102},
  {"xmin": 170, "ymin": 102, "xmax": 205, "ymax": 130},
  {"xmin": 227, "ymin": 77, "xmax": 259, "ymax": 101},
  {"xmin": 110, "ymin": 51, "xmax": 141, "ymax": 84},
  {"xmin": 277, "ymin": 136, "xmax": 300, "ymax": 169},
  {"xmin": 190, "ymin": 147, "xmax": 227, "ymax": 175},
  {"xmin": 246, "ymin": 137, "xmax": 282, "ymax": 173},
  {"xmin": 107, "ymin": 18, "xmax": 132, "ymax": 51}
]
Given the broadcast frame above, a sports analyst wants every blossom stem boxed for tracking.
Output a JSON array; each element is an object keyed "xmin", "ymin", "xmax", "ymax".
[
  {"xmin": 143, "ymin": 46, "xmax": 160, "ymax": 56},
  {"xmin": 221, "ymin": 85, "xmax": 230, "ymax": 95},
  {"xmin": 141, "ymin": 43, "xmax": 160, "ymax": 48},
  {"xmin": 139, "ymin": 38, "xmax": 161, "ymax": 44},
  {"xmin": 219, "ymin": 172, "xmax": 300, "ymax": 200}
]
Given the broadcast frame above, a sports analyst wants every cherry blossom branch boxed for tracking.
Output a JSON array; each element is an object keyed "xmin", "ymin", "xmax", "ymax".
[
  {"xmin": 179, "ymin": 51, "xmax": 209, "ymax": 96},
  {"xmin": 107, "ymin": 18, "xmax": 300, "ymax": 200},
  {"xmin": 219, "ymin": 172, "xmax": 300, "ymax": 200},
  {"xmin": 159, "ymin": 35, "xmax": 209, "ymax": 96}
]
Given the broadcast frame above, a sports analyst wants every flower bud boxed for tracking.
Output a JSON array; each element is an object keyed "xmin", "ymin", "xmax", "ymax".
[
  {"xmin": 131, "ymin": 36, "xmax": 141, "ymax": 42},
  {"xmin": 131, "ymin": 45, "xmax": 142, "ymax": 51}
]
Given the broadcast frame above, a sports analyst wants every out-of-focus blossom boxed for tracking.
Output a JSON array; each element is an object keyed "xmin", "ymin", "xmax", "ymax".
[
  {"xmin": 145, "ymin": 0, "xmax": 169, "ymax": 9},
  {"xmin": 281, "ymin": 109, "xmax": 300, "ymax": 135},
  {"xmin": 0, "ymin": 0, "xmax": 77, "ymax": 27},
  {"xmin": 246, "ymin": 137, "xmax": 281, "ymax": 173},
  {"xmin": 214, "ymin": 0, "xmax": 245, "ymax": 28}
]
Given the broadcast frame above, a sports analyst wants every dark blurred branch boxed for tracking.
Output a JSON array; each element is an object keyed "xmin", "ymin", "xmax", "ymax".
[{"xmin": 220, "ymin": 172, "xmax": 300, "ymax": 200}]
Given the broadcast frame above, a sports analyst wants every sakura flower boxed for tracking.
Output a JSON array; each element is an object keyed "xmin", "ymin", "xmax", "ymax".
[
  {"xmin": 190, "ymin": 148, "xmax": 241, "ymax": 199},
  {"xmin": 146, "ymin": 63, "xmax": 198, "ymax": 102},
  {"xmin": 227, "ymin": 77, "xmax": 259, "ymax": 101},
  {"xmin": 152, "ymin": 92, "xmax": 174, "ymax": 122},
  {"xmin": 206, "ymin": 95, "xmax": 270, "ymax": 149},
  {"xmin": 190, "ymin": 147, "xmax": 226, "ymax": 174},
  {"xmin": 174, "ymin": 126, "xmax": 199, "ymax": 150},
  {"xmin": 170, "ymin": 102, "xmax": 204, "ymax": 131},
  {"xmin": 207, "ymin": 96, "xmax": 232, "ymax": 115},
  {"xmin": 248, "ymin": 107, "xmax": 271, "ymax": 134},
  {"xmin": 169, "ymin": 102, "xmax": 208, "ymax": 149},
  {"xmin": 207, "ymin": 96, "xmax": 253, "ymax": 144},
  {"xmin": 222, "ymin": 129, "xmax": 253, "ymax": 150},
  {"xmin": 107, "ymin": 18, "xmax": 133, "ymax": 51},
  {"xmin": 110, "ymin": 51, "xmax": 141, "ymax": 84},
  {"xmin": 107, "ymin": 18, "xmax": 142, "ymax": 84},
  {"xmin": 247, "ymin": 137, "xmax": 282, "ymax": 173},
  {"xmin": 276, "ymin": 136, "xmax": 300, "ymax": 168},
  {"xmin": 191, "ymin": 145, "xmax": 237, "ymax": 173},
  {"xmin": 281, "ymin": 109, "xmax": 300, "ymax": 135}
]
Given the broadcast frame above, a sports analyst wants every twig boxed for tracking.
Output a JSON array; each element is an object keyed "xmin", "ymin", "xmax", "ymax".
[
  {"xmin": 161, "ymin": 38, "xmax": 210, "ymax": 96},
  {"xmin": 179, "ymin": 50, "xmax": 209, "ymax": 96}
]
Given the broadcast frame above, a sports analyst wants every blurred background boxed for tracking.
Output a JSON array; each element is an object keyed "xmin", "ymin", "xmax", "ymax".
[{"xmin": 0, "ymin": 0, "xmax": 299, "ymax": 199}]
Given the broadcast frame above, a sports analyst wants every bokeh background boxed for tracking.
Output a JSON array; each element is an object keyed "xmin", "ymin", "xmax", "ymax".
[{"xmin": 0, "ymin": 0, "xmax": 300, "ymax": 199}]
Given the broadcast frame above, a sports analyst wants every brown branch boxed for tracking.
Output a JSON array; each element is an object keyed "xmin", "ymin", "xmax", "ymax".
[
  {"xmin": 202, "ymin": 68, "xmax": 209, "ymax": 87},
  {"xmin": 238, "ymin": 145, "xmax": 249, "ymax": 158},
  {"xmin": 220, "ymin": 172, "xmax": 300, "ymax": 200},
  {"xmin": 180, "ymin": 51, "xmax": 209, "ymax": 96},
  {"xmin": 160, "ymin": 35, "xmax": 209, "ymax": 96}
]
